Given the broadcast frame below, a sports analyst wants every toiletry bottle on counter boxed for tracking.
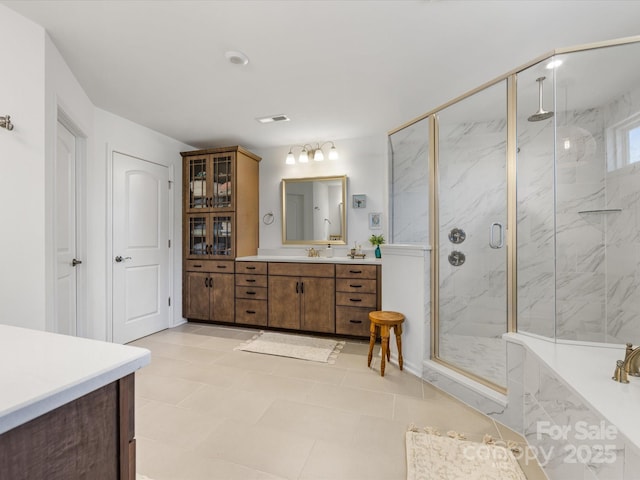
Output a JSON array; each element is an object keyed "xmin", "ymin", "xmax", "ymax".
[{"xmin": 326, "ymin": 244, "xmax": 333, "ymax": 258}]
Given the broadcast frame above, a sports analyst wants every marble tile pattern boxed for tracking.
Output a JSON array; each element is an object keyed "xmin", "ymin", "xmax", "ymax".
[
  {"xmin": 388, "ymin": 118, "xmax": 429, "ymax": 245},
  {"xmin": 437, "ymin": 110, "xmax": 508, "ymax": 387},
  {"xmin": 517, "ymin": 71, "xmax": 640, "ymax": 345},
  {"xmin": 521, "ymin": 349, "xmax": 636, "ymax": 480}
]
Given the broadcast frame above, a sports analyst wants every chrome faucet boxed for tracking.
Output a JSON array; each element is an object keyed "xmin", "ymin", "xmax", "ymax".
[{"xmin": 613, "ymin": 343, "xmax": 640, "ymax": 383}]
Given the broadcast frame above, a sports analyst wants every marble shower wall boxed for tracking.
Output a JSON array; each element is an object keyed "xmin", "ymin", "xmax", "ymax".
[
  {"xmin": 517, "ymin": 48, "xmax": 640, "ymax": 345},
  {"xmin": 437, "ymin": 81, "xmax": 508, "ymax": 387},
  {"xmin": 388, "ymin": 118, "xmax": 429, "ymax": 244},
  {"xmin": 603, "ymin": 84, "xmax": 640, "ymax": 344},
  {"xmin": 516, "ymin": 104, "xmax": 556, "ymax": 338}
]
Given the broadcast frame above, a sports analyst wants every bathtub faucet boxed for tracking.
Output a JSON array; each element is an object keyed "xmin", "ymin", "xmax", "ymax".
[
  {"xmin": 613, "ymin": 343, "xmax": 640, "ymax": 383},
  {"xmin": 623, "ymin": 343, "xmax": 640, "ymax": 376}
]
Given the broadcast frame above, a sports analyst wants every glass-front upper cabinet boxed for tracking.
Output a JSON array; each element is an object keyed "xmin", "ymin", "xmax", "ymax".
[
  {"xmin": 185, "ymin": 213, "xmax": 235, "ymax": 259},
  {"xmin": 185, "ymin": 152, "xmax": 235, "ymax": 213}
]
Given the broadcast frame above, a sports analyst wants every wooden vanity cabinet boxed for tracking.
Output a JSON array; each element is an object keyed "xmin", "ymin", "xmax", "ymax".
[
  {"xmin": 268, "ymin": 263, "xmax": 335, "ymax": 333},
  {"xmin": 184, "ymin": 261, "xmax": 234, "ymax": 323},
  {"xmin": 335, "ymin": 264, "xmax": 381, "ymax": 336},
  {"xmin": 182, "ymin": 146, "xmax": 260, "ymax": 323}
]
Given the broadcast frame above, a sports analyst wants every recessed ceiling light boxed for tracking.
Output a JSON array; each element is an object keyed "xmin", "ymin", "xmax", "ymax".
[
  {"xmin": 225, "ymin": 50, "xmax": 249, "ymax": 66},
  {"xmin": 256, "ymin": 114, "xmax": 290, "ymax": 124},
  {"xmin": 546, "ymin": 59, "xmax": 563, "ymax": 69}
]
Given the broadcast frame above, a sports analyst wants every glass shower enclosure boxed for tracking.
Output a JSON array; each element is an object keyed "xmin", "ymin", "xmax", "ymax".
[{"xmin": 389, "ymin": 35, "xmax": 640, "ymax": 392}]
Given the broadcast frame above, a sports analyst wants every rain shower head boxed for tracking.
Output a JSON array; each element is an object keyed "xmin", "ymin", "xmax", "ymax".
[{"xmin": 528, "ymin": 76, "xmax": 554, "ymax": 122}]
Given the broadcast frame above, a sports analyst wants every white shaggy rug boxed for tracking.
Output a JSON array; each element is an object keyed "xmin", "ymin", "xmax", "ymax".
[
  {"xmin": 234, "ymin": 331, "xmax": 344, "ymax": 363},
  {"xmin": 406, "ymin": 427, "xmax": 526, "ymax": 480}
]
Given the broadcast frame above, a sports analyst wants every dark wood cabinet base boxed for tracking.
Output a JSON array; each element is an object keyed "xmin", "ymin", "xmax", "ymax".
[{"xmin": 0, "ymin": 374, "xmax": 136, "ymax": 480}]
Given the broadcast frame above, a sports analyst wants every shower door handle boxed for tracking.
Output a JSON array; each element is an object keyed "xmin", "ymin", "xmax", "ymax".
[{"xmin": 489, "ymin": 222, "xmax": 504, "ymax": 249}]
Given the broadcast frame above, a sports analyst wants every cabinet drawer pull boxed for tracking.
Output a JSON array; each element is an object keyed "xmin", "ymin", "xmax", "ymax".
[
  {"xmin": 246, "ymin": 310, "xmax": 256, "ymax": 314},
  {"xmin": 349, "ymin": 298, "xmax": 362, "ymax": 302},
  {"xmin": 245, "ymin": 279, "xmax": 256, "ymax": 283},
  {"xmin": 350, "ymin": 284, "xmax": 363, "ymax": 288},
  {"xmin": 246, "ymin": 291, "xmax": 256, "ymax": 295},
  {"xmin": 349, "ymin": 270, "xmax": 362, "ymax": 274},
  {"xmin": 217, "ymin": 265, "xmax": 227, "ymax": 269},
  {"xmin": 349, "ymin": 319, "xmax": 363, "ymax": 324},
  {"xmin": 246, "ymin": 266, "xmax": 256, "ymax": 270},
  {"xmin": 193, "ymin": 264, "xmax": 203, "ymax": 268}
]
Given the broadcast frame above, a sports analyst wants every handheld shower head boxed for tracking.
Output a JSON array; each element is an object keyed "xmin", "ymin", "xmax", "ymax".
[{"xmin": 528, "ymin": 76, "xmax": 554, "ymax": 122}]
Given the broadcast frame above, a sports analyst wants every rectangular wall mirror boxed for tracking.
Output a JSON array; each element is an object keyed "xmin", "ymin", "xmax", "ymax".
[{"xmin": 282, "ymin": 175, "xmax": 347, "ymax": 245}]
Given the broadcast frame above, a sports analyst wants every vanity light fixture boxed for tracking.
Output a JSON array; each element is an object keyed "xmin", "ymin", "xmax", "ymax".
[{"xmin": 285, "ymin": 141, "xmax": 339, "ymax": 165}]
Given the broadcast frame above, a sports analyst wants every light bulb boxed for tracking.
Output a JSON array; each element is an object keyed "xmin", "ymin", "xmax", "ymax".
[
  {"xmin": 286, "ymin": 151, "xmax": 295, "ymax": 165},
  {"xmin": 313, "ymin": 149, "xmax": 324, "ymax": 161},
  {"xmin": 299, "ymin": 149, "xmax": 309, "ymax": 163},
  {"xmin": 328, "ymin": 145, "xmax": 339, "ymax": 160}
]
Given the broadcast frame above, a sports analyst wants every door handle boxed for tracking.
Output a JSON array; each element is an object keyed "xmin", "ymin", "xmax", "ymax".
[
  {"xmin": 489, "ymin": 222, "xmax": 504, "ymax": 249},
  {"xmin": 71, "ymin": 258, "xmax": 82, "ymax": 267},
  {"xmin": 115, "ymin": 256, "xmax": 132, "ymax": 263}
]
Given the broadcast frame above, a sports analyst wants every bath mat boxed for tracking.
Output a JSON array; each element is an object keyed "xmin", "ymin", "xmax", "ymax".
[
  {"xmin": 406, "ymin": 427, "xmax": 526, "ymax": 480},
  {"xmin": 234, "ymin": 331, "xmax": 344, "ymax": 363}
]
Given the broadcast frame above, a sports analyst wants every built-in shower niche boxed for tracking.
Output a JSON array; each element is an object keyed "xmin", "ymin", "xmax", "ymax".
[{"xmin": 516, "ymin": 40, "xmax": 640, "ymax": 346}]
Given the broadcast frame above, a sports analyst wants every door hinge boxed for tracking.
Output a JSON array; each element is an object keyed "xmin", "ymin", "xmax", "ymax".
[
  {"xmin": 168, "ymin": 297, "xmax": 171, "ymax": 307},
  {"xmin": 168, "ymin": 180, "xmax": 173, "ymax": 189}
]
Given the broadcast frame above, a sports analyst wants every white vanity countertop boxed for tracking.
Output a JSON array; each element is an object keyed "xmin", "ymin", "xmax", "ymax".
[
  {"xmin": 236, "ymin": 255, "xmax": 382, "ymax": 265},
  {"xmin": 0, "ymin": 324, "xmax": 150, "ymax": 435},
  {"xmin": 507, "ymin": 333, "xmax": 640, "ymax": 448}
]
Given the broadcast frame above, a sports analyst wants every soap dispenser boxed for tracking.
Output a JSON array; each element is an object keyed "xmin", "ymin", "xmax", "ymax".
[{"xmin": 326, "ymin": 244, "xmax": 333, "ymax": 258}]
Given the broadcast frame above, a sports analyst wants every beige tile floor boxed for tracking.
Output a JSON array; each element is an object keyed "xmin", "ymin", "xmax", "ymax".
[{"xmin": 130, "ymin": 323, "xmax": 547, "ymax": 480}]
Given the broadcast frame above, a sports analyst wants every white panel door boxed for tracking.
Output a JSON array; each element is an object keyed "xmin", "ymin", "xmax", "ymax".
[
  {"xmin": 55, "ymin": 121, "xmax": 77, "ymax": 336},
  {"xmin": 112, "ymin": 152, "xmax": 170, "ymax": 344}
]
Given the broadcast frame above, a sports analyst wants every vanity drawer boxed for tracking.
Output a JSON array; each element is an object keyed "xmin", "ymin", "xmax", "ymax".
[
  {"xmin": 336, "ymin": 306, "xmax": 371, "ymax": 336},
  {"xmin": 336, "ymin": 278, "xmax": 376, "ymax": 294},
  {"xmin": 335, "ymin": 264, "xmax": 377, "ymax": 280},
  {"xmin": 235, "ymin": 299, "xmax": 267, "ymax": 326},
  {"xmin": 336, "ymin": 292, "xmax": 377, "ymax": 308},
  {"xmin": 268, "ymin": 262, "xmax": 335, "ymax": 278},
  {"xmin": 236, "ymin": 274, "xmax": 268, "ymax": 288},
  {"xmin": 235, "ymin": 262, "xmax": 267, "ymax": 275},
  {"xmin": 235, "ymin": 286, "xmax": 268, "ymax": 300},
  {"xmin": 185, "ymin": 260, "xmax": 235, "ymax": 273}
]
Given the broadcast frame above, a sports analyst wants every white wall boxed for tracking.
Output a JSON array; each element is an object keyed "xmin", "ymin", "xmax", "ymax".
[
  {"xmin": 44, "ymin": 33, "xmax": 95, "ymax": 336},
  {"xmin": 0, "ymin": 5, "xmax": 46, "ymax": 330},
  {"xmin": 255, "ymin": 135, "xmax": 389, "ymax": 253},
  {"xmin": 1, "ymin": 4, "xmax": 193, "ymax": 339},
  {"xmin": 94, "ymin": 109, "xmax": 194, "ymax": 340}
]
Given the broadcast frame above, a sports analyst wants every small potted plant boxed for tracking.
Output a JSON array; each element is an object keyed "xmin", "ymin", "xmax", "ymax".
[{"xmin": 369, "ymin": 234, "xmax": 385, "ymax": 259}]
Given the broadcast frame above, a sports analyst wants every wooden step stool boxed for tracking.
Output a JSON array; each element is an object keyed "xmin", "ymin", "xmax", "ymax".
[{"xmin": 367, "ymin": 311, "xmax": 405, "ymax": 376}]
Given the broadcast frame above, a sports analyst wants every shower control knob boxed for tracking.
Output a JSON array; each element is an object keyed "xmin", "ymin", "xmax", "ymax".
[
  {"xmin": 448, "ymin": 251, "xmax": 466, "ymax": 267},
  {"xmin": 448, "ymin": 228, "xmax": 466, "ymax": 244}
]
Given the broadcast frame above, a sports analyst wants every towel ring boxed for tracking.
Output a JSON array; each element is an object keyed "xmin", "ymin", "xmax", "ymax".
[{"xmin": 262, "ymin": 212, "xmax": 275, "ymax": 225}]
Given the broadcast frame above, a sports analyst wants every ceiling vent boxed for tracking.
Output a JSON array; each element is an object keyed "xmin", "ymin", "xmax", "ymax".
[{"xmin": 256, "ymin": 114, "xmax": 291, "ymax": 124}]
